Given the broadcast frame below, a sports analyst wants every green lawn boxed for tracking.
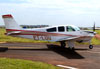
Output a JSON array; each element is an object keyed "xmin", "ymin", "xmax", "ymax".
[
  {"xmin": 0, "ymin": 58, "xmax": 60, "ymax": 69},
  {"xmin": 92, "ymin": 30, "xmax": 100, "ymax": 45}
]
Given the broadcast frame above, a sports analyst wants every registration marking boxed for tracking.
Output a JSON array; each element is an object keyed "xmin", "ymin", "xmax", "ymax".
[{"xmin": 33, "ymin": 35, "xmax": 51, "ymax": 40}]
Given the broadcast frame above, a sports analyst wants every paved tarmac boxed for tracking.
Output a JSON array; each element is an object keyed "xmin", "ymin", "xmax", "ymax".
[{"xmin": 0, "ymin": 43, "xmax": 100, "ymax": 69}]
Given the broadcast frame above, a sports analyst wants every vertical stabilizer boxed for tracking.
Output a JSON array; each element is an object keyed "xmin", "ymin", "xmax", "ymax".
[{"xmin": 2, "ymin": 14, "xmax": 21, "ymax": 30}]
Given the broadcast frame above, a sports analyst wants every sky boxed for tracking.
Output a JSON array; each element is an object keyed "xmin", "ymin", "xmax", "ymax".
[{"xmin": 0, "ymin": 0, "xmax": 100, "ymax": 27}]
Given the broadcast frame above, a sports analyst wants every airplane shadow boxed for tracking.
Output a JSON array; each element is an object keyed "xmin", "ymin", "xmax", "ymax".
[
  {"xmin": 0, "ymin": 47, "xmax": 8, "ymax": 52},
  {"xmin": 47, "ymin": 44, "xmax": 85, "ymax": 59},
  {"xmin": 0, "ymin": 44, "xmax": 88, "ymax": 59},
  {"xmin": 9, "ymin": 48, "xmax": 51, "ymax": 51}
]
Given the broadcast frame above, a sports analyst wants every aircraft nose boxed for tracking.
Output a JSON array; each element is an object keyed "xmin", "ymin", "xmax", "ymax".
[
  {"xmin": 86, "ymin": 31, "xmax": 96, "ymax": 35},
  {"xmin": 82, "ymin": 31, "xmax": 96, "ymax": 36}
]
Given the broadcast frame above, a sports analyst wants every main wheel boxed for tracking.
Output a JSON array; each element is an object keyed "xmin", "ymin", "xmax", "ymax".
[
  {"xmin": 60, "ymin": 42, "xmax": 66, "ymax": 48},
  {"xmin": 89, "ymin": 45, "xmax": 93, "ymax": 49},
  {"xmin": 68, "ymin": 47, "xmax": 75, "ymax": 50}
]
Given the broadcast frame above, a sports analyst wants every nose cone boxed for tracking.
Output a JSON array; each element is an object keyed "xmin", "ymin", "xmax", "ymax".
[
  {"xmin": 83, "ymin": 30, "xmax": 96, "ymax": 37},
  {"xmin": 85, "ymin": 31, "xmax": 96, "ymax": 34}
]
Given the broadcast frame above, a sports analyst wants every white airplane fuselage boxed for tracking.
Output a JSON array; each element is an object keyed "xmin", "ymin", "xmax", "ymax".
[
  {"xmin": 2, "ymin": 14, "xmax": 96, "ymax": 49},
  {"xmin": 6, "ymin": 26, "xmax": 94, "ymax": 42}
]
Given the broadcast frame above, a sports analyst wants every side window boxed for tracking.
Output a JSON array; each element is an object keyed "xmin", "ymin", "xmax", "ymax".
[
  {"xmin": 47, "ymin": 27, "xmax": 57, "ymax": 32},
  {"xmin": 66, "ymin": 26, "xmax": 75, "ymax": 32},
  {"xmin": 58, "ymin": 26, "xmax": 65, "ymax": 32}
]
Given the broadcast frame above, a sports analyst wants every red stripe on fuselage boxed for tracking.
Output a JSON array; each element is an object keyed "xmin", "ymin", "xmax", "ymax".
[
  {"xmin": 6, "ymin": 29, "xmax": 79, "ymax": 37},
  {"xmin": 5, "ymin": 29, "xmax": 92, "ymax": 41},
  {"xmin": 6, "ymin": 29, "xmax": 92, "ymax": 39}
]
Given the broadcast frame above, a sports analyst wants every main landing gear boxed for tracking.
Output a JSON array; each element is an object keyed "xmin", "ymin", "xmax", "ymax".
[
  {"xmin": 60, "ymin": 41, "xmax": 75, "ymax": 50},
  {"xmin": 60, "ymin": 41, "xmax": 66, "ymax": 48}
]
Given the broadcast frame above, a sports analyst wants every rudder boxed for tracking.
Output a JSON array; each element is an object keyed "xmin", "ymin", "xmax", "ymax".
[{"xmin": 2, "ymin": 14, "xmax": 21, "ymax": 32}]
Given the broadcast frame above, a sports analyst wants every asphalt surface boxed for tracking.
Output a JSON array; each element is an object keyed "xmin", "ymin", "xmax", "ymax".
[{"xmin": 0, "ymin": 43, "xmax": 100, "ymax": 69}]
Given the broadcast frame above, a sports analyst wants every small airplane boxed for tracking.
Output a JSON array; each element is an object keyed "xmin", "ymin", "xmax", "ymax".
[{"xmin": 2, "ymin": 14, "xmax": 96, "ymax": 49}]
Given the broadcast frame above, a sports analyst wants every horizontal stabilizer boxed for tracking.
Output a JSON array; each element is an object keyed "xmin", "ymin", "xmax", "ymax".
[{"xmin": 5, "ymin": 31, "xmax": 21, "ymax": 35}]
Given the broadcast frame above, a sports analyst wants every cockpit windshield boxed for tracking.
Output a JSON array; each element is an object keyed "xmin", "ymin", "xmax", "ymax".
[
  {"xmin": 72, "ymin": 26, "xmax": 80, "ymax": 31},
  {"xmin": 66, "ymin": 25, "xmax": 80, "ymax": 32}
]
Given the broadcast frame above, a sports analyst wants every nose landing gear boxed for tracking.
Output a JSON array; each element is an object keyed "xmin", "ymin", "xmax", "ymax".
[
  {"xmin": 89, "ymin": 45, "xmax": 93, "ymax": 49},
  {"xmin": 89, "ymin": 40, "xmax": 93, "ymax": 49}
]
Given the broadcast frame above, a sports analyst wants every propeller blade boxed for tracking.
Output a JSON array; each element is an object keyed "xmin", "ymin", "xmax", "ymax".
[{"xmin": 93, "ymin": 22, "xmax": 95, "ymax": 31}]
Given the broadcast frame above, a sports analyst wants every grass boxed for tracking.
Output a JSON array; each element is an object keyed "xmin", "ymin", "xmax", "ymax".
[
  {"xmin": 0, "ymin": 58, "xmax": 60, "ymax": 69},
  {"xmin": 92, "ymin": 30, "xmax": 100, "ymax": 45}
]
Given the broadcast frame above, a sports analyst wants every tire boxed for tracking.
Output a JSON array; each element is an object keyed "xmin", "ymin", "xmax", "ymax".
[
  {"xmin": 89, "ymin": 45, "xmax": 93, "ymax": 49},
  {"xmin": 68, "ymin": 47, "xmax": 75, "ymax": 50},
  {"xmin": 60, "ymin": 42, "xmax": 66, "ymax": 48}
]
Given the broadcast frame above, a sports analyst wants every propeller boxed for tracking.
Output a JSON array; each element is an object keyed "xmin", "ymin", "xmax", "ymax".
[
  {"xmin": 93, "ymin": 22, "xmax": 100, "ymax": 40},
  {"xmin": 93, "ymin": 22, "xmax": 95, "ymax": 32}
]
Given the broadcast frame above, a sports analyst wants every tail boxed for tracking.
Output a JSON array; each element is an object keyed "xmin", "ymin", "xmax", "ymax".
[{"xmin": 2, "ymin": 14, "xmax": 22, "ymax": 33}]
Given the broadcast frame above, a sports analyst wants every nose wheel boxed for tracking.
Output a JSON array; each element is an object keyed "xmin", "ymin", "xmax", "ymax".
[{"xmin": 89, "ymin": 45, "xmax": 93, "ymax": 49}]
